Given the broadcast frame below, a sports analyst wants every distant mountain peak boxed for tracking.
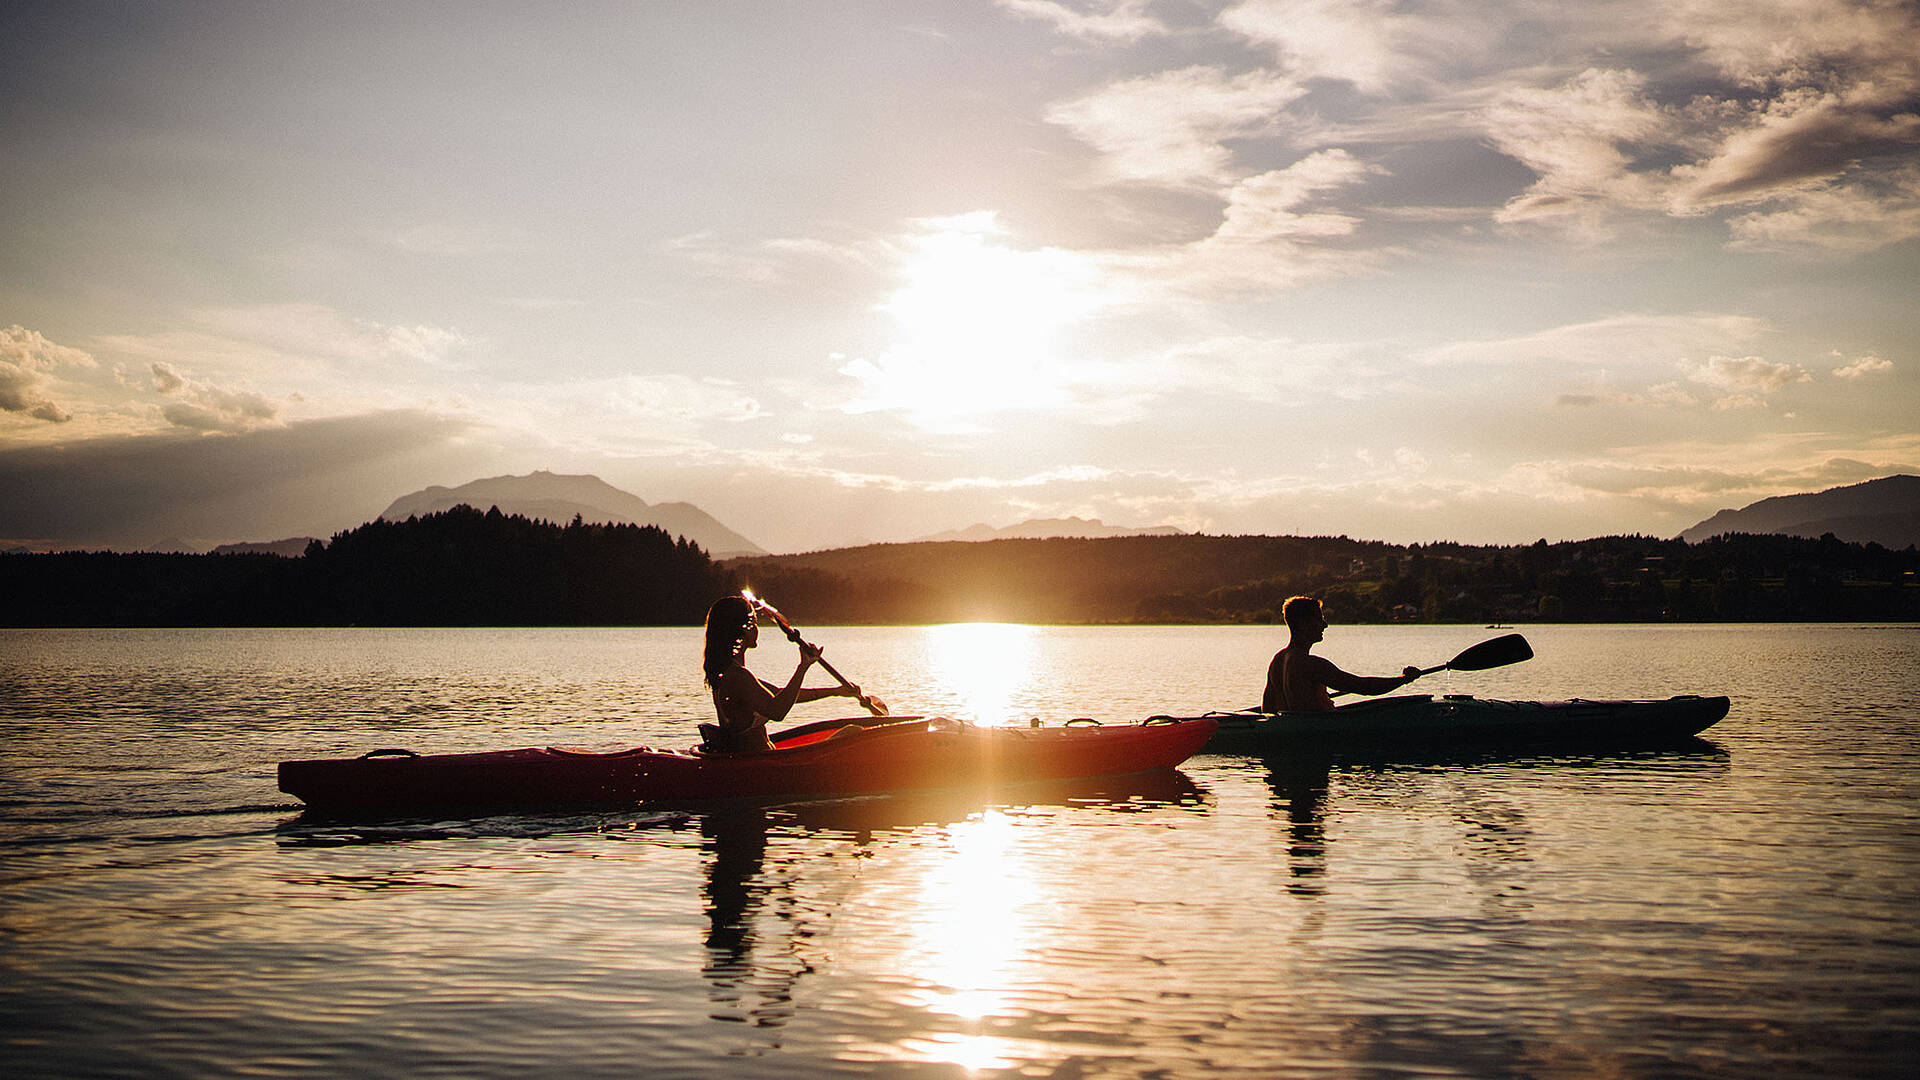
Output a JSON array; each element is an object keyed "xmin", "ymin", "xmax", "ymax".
[
  {"xmin": 1679, "ymin": 474, "xmax": 1920, "ymax": 549},
  {"xmin": 377, "ymin": 472, "xmax": 767, "ymax": 557},
  {"xmin": 914, "ymin": 517, "xmax": 1187, "ymax": 543}
]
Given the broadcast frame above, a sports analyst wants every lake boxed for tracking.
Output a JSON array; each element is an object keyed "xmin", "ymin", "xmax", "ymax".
[{"xmin": 3, "ymin": 623, "xmax": 1917, "ymax": 1078}]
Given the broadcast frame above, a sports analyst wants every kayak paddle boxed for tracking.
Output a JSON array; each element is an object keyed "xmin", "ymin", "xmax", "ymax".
[
  {"xmin": 1415, "ymin": 632, "xmax": 1533, "ymax": 676},
  {"xmin": 742, "ymin": 590, "xmax": 890, "ymax": 717},
  {"xmin": 1325, "ymin": 632, "xmax": 1534, "ymax": 700}
]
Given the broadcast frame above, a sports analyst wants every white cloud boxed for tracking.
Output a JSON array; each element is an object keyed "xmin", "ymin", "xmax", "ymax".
[
  {"xmin": 1209, "ymin": 150, "xmax": 1380, "ymax": 244},
  {"xmin": 1486, "ymin": 68, "xmax": 1672, "ymax": 227},
  {"xmin": 146, "ymin": 360, "xmax": 286, "ymax": 433},
  {"xmin": 0, "ymin": 325, "xmax": 96, "ymax": 424},
  {"xmin": 1684, "ymin": 353, "xmax": 1812, "ymax": 408},
  {"xmin": 996, "ymin": 0, "xmax": 1165, "ymax": 42},
  {"xmin": 1046, "ymin": 66, "xmax": 1308, "ymax": 189},
  {"xmin": 1221, "ymin": 0, "xmax": 1486, "ymax": 96},
  {"xmin": 96, "ymin": 304, "xmax": 471, "ymax": 378},
  {"xmin": 1831, "ymin": 353, "xmax": 1892, "ymax": 379},
  {"xmin": 1425, "ymin": 313, "xmax": 1773, "ymax": 369},
  {"xmin": 1122, "ymin": 148, "xmax": 1389, "ymax": 292},
  {"xmin": 1725, "ymin": 162, "xmax": 1920, "ymax": 252}
]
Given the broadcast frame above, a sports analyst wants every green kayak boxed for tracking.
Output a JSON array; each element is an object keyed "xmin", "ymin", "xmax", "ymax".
[{"xmin": 1170, "ymin": 694, "xmax": 1729, "ymax": 755}]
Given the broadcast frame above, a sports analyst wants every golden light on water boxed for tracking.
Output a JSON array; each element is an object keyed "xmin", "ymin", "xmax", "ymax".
[
  {"xmin": 924, "ymin": 622, "xmax": 1037, "ymax": 726},
  {"xmin": 864, "ymin": 810, "xmax": 1048, "ymax": 1072},
  {"xmin": 905, "ymin": 812, "xmax": 1031, "ymax": 1017}
]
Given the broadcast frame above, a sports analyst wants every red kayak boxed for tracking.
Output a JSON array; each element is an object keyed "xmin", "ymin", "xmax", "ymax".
[{"xmin": 278, "ymin": 714, "xmax": 1218, "ymax": 812}]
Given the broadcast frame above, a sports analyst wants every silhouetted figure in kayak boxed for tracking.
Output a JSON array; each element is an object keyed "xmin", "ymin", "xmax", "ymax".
[
  {"xmin": 702, "ymin": 595, "xmax": 864, "ymax": 752},
  {"xmin": 1262, "ymin": 595, "xmax": 1421, "ymax": 712}
]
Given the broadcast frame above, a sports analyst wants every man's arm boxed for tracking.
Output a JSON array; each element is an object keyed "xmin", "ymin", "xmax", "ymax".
[{"xmin": 1321, "ymin": 659, "xmax": 1418, "ymax": 697}]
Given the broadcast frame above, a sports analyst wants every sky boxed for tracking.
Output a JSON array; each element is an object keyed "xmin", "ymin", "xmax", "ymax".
[{"xmin": 2, "ymin": 0, "xmax": 1916, "ymax": 554}]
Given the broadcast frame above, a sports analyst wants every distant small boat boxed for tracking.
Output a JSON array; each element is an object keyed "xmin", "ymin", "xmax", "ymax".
[
  {"xmin": 278, "ymin": 714, "xmax": 1218, "ymax": 812},
  {"xmin": 1161, "ymin": 694, "xmax": 1729, "ymax": 755}
]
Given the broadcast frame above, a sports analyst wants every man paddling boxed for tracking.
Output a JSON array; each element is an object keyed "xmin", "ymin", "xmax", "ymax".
[{"xmin": 1262, "ymin": 595, "xmax": 1422, "ymax": 712}]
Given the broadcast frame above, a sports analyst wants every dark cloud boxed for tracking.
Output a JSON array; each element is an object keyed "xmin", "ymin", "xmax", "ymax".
[
  {"xmin": 0, "ymin": 410, "xmax": 482, "ymax": 550},
  {"xmin": 1679, "ymin": 101, "xmax": 1920, "ymax": 206}
]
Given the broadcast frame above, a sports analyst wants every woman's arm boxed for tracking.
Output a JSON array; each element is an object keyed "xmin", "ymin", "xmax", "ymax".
[
  {"xmin": 753, "ymin": 641, "xmax": 824, "ymax": 723},
  {"xmin": 724, "ymin": 644, "xmax": 854, "ymax": 724},
  {"xmin": 792, "ymin": 685, "xmax": 858, "ymax": 704}
]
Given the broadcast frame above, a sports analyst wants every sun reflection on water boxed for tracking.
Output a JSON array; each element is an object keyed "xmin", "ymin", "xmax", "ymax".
[
  {"xmin": 907, "ymin": 811, "xmax": 1033, "ymax": 1017},
  {"xmin": 924, "ymin": 622, "xmax": 1037, "ymax": 726},
  {"xmin": 866, "ymin": 808, "xmax": 1049, "ymax": 1072}
]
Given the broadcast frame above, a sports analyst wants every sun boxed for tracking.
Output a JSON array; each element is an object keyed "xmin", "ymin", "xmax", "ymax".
[{"xmin": 840, "ymin": 213, "xmax": 1111, "ymax": 431}]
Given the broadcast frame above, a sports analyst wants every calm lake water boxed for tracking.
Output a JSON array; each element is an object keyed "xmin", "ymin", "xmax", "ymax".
[{"xmin": 3, "ymin": 623, "xmax": 1917, "ymax": 1079}]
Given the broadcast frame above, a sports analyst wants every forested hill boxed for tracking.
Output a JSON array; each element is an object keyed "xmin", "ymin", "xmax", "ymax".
[
  {"xmin": 5, "ymin": 505, "xmax": 732, "ymax": 627},
  {"xmin": 726, "ymin": 531, "xmax": 1920, "ymax": 625},
  {"xmin": 5, "ymin": 513, "xmax": 1916, "ymax": 626}
]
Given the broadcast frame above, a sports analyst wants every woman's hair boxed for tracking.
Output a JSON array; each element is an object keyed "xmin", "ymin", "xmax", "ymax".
[{"xmin": 703, "ymin": 595, "xmax": 755, "ymax": 686}]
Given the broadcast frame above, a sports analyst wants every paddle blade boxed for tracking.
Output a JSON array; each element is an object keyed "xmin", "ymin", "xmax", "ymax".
[{"xmin": 1446, "ymin": 633, "xmax": 1533, "ymax": 672}]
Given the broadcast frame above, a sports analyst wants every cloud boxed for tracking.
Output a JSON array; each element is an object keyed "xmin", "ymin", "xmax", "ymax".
[
  {"xmin": 0, "ymin": 325, "xmax": 96, "ymax": 424},
  {"xmin": 94, "ymin": 303, "xmax": 471, "ymax": 377},
  {"xmin": 149, "ymin": 361, "xmax": 187, "ymax": 395},
  {"xmin": 0, "ymin": 411, "xmax": 481, "ymax": 550},
  {"xmin": 1209, "ymin": 150, "xmax": 1381, "ymax": 243},
  {"xmin": 1525, "ymin": 453, "xmax": 1920, "ymax": 525},
  {"xmin": 148, "ymin": 361, "xmax": 284, "ymax": 433},
  {"xmin": 1046, "ymin": 66, "xmax": 1308, "ymax": 189},
  {"xmin": 1424, "ymin": 313, "xmax": 1773, "ymax": 368},
  {"xmin": 1724, "ymin": 162, "xmax": 1920, "ymax": 251},
  {"xmin": 663, "ymin": 228, "xmax": 891, "ymax": 287},
  {"xmin": 1672, "ymin": 92, "xmax": 1920, "ymax": 209},
  {"xmin": 1831, "ymin": 352, "xmax": 1892, "ymax": 379},
  {"xmin": 1554, "ymin": 384, "xmax": 1699, "ymax": 409},
  {"xmin": 996, "ymin": 0, "xmax": 1165, "ymax": 42},
  {"xmin": 1120, "ymin": 148, "xmax": 1390, "ymax": 292},
  {"xmin": 1687, "ymin": 354, "xmax": 1812, "ymax": 393},
  {"xmin": 1221, "ymin": 0, "xmax": 1489, "ymax": 96},
  {"xmin": 1486, "ymin": 68, "xmax": 1672, "ymax": 227}
]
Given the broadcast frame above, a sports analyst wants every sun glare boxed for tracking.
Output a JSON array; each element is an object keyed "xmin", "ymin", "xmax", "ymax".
[
  {"xmin": 904, "ymin": 811, "xmax": 1035, "ymax": 1018},
  {"xmin": 841, "ymin": 806, "xmax": 1063, "ymax": 1072},
  {"xmin": 924, "ymin": 622, "xmax": 1037, "ymax": 726},
  {"xmin": 841, "ymin": 214, "xmax": 1110, "ymax": 431}
]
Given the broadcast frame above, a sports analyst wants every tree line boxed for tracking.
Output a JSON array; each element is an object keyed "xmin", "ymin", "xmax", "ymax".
[
  {"xmin": 5, "ymin": 508, "xmax": 1916, "ymax": 627},
  {"xmin": 729, "ymin": 531, "xmax": 1920, "ymax": 625},
  {"xmin": 4, "ymin": 505, "xmax": 731, "ymax": 626}
]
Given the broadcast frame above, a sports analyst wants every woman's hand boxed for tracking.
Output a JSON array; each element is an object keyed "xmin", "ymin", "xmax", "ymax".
[
  {"xmin": 797, "ymin": 640, "xmax": 823, "ymax": 667},
  {"xmin": 1401, "ymin": 666, "xmax": 1422, "ymax": 682}
]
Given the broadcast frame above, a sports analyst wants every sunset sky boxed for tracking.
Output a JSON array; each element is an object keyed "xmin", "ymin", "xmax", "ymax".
[{"xmin": 3, "ymin": 0, "xmax": 1916, "ymax": 553}]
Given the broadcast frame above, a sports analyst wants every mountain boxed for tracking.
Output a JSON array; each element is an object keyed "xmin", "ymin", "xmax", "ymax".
[
  {"xmin": 377, "ymin": 471, "xmax": 767, "ymax": 557},
  {"xmin": 1679, "ymin": 475, "xmax": 1920, "ymax": 548},
  {"xmin": 212, "ymin": 537, "xmax": 319, "ymax": 557},
  {"xmin": 914, "ymin": 517, "xmax": 1186, "ymax": 543}
]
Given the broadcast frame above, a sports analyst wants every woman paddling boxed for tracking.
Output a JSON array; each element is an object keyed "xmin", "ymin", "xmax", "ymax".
[
  {"xmin": 1263, "ymin": 595, "xmax": 1422, "ymax": 712},
  {"xmin": 702, "ymin": 595, "xmax": 865, "ymax": 752}
]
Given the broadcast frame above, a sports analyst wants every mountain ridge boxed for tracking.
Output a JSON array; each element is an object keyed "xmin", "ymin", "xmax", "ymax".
[
  {"xmin": 377, "ymin": 471, "xmax": 767, "ymax": 557},
  {"xmin": 1679, "ymin": 475, "xmax": 1920, "ymax": 548},
  {"xmin": 913, "ymin": 516, "xmax": 1186, "ymax": 543}
]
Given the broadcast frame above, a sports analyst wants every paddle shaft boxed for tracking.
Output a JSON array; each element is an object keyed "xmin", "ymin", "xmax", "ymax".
[
  {"xmin": 754, "ymin": 603, "xmax": 889, "ymax": 716},
  {"xmin": 1332, "ymin": 633, "xmax": 1532, "ymax": 697}
]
